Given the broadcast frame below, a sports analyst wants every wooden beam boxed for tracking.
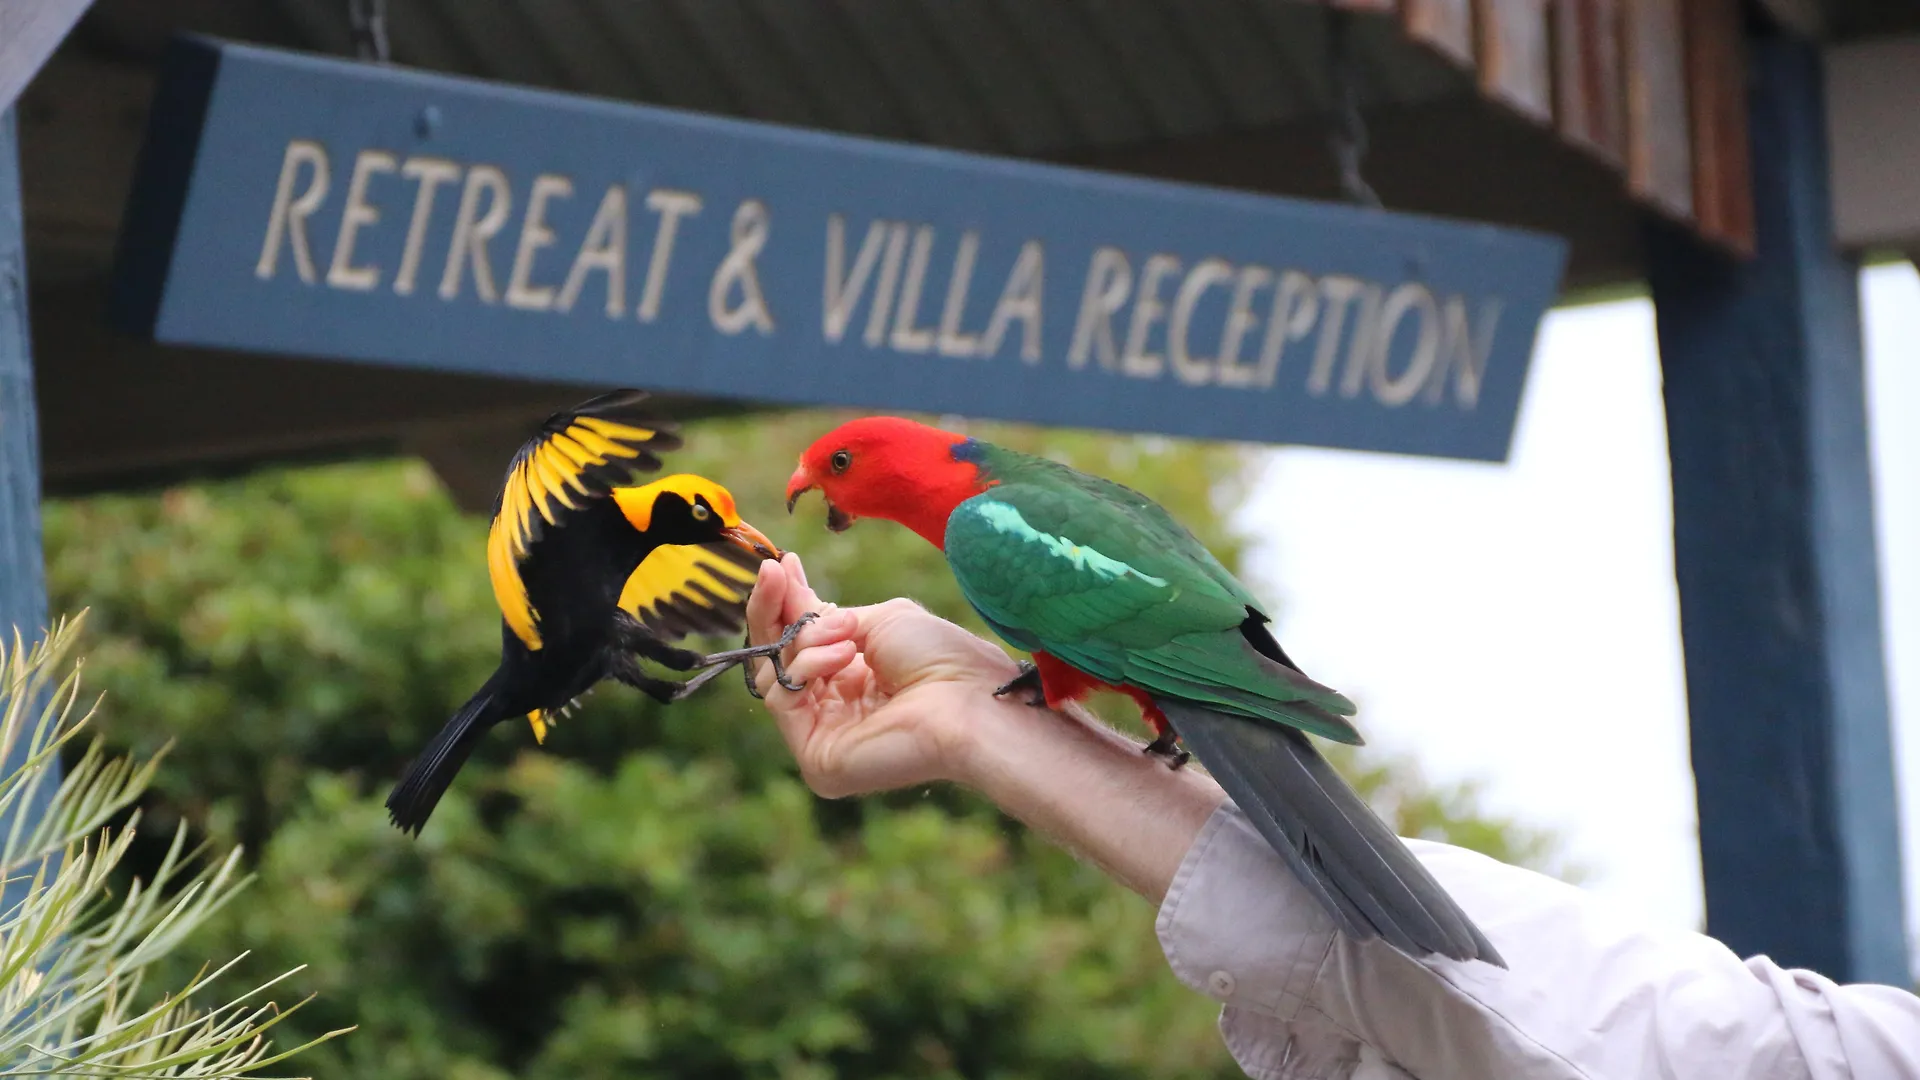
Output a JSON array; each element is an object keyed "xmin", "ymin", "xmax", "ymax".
[
  {"xmin": 1683, "ymin": 0, "xmax": 1755, "ymax": 254},
  {"xmin": 1552, "ymin": 0, "xmax": 1628, "ymax": 167},
  {"xmin": 1404, "ymin": 0, "xmax": 1478, "ymax": 67},
  {"xmin": 1473, "ymin": 0, "xmax": 1554, "ymax": 123},
  {"xmin": 1623, "ymin": 0, "xmax": 1695, "ymax": 219},
  {"xmin": 1645, "ymin": 35, "xmax": 1910, "ymax": 985},
  {"xmin": 1826, "ymin": 35, "xmax": 1920, "ymax": 252}
]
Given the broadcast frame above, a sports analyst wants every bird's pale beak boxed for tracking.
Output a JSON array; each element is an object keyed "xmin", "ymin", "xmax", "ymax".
[
  {"xmin": 785, "ymin": 466, "xmax": 814, "ymax": 515},
  {"xmin": 720, "ymin": 520, "xmax": 783, "ymax": 561}
]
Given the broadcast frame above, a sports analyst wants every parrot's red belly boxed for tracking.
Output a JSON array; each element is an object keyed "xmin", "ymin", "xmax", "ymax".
[{"xmin": 1030, "ymin": 652, "xmax": 1172, "ymax": 736}]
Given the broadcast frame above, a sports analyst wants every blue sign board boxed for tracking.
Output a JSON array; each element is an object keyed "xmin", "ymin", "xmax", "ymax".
[{"xmin": 112, "ymin": 37, "xmax": 1568, "ymax": 461}]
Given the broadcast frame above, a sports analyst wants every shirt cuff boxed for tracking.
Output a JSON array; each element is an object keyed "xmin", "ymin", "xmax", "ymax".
[{"xmin": 1155, "ymin": 798, "xmax": 1338, "ymax": 1022}]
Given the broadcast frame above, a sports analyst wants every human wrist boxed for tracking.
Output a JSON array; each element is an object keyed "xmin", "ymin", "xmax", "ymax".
[{"xmin": 935, "ymin": 683, "xmax": 1045, "ymax": 792}]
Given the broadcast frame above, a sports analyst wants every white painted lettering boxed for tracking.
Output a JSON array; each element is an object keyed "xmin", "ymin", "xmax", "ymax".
[
  {"xmin": 439, "ymin": 165, "xmax": 512, "ymax": 303},
  {"xmin": 936, "ymin": 230, "xmax": 982, "ymax": 358},
  {"xmin": 1068, "ymin": 247, "xmax": 1131, "ymax": 370},
  {"xmin": 863, "ymin": 223, "xmax": 911, "ymax": 348},
  {"xmin": 1216, "ymin": 263, "xmax": 1272, "ymax": 388},
  {"xmin": 708, "ymin": 198, "xmax": 774, "ymax": 335},
  {"xmin": 1259, "ymin": 270, "xmax": 1321, "ymax": 388},
  {"xmin": 979, "ymin": 240, "xmax": 1044, "ymax": 363},
  {"xmin": 557, "ymin": 184, "xmax": 627, "ymax": 318},
  {"xmin": 1168, "ymin": 257, "xmax": 1232, "ymax": 386},
  {"xmin": 889, "ymin": 225, "xmax": 938, "ymax": 354},
  {"xmin": 639, "ymin": 189, "xmax": 701, "ymax": 322},
  {"xmin": 1121, "ymin": 253, "xmax": 1181, "ymax": 379},
  {"xmin": 394, "ymin": 157, "xmax": 460, "ymax": 296},
  {"xmin": 506, "ymin": 173, "xmax": 573, "ymax": 311},
  {"xmin": 1426, "ymin": 297, "xmax": 1503, "ymax": 408},
  {"xmin": 1305, "ymin": 275, "xmax": 1363, "ymax": 396},
  {"xmin": 326, "ymin": 149, "xmax": 395, "ymax": 291},
  {"xmin": 823, "ymin": 215, "xmax": 887, "ymax": 343},
  {"xmin": 1339, "ymin": 284, "xmax": 1384, "ymax": 398},
  {"xmin": 1370, "ymin": 283, "xmax": 1441, "ymax": 406},
  {"xmin": 256, "ymin": 139, "xmax": 330, "ymax": 284}
]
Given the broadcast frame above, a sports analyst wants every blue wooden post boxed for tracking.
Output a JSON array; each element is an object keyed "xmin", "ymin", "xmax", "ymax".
[
  {"xmin": 1647, "ymin": 34, "xmax": 1910, "ymax": 985},
  {"xmin": 0, "ymin": 106, "xmax": 56, "ymax": 917}
]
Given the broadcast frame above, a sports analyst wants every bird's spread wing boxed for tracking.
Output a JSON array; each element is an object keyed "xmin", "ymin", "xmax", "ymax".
[
  {"xmin": 945, "ymin": 483, "xmax": 1358, "ymax": 742},
  {"xmin": 488, "ymin": 389, "xmax": 683, "ymax": 650},
  {"xmin": 620, "ymin": 541, "xmax": 760, "ymax": 640}
]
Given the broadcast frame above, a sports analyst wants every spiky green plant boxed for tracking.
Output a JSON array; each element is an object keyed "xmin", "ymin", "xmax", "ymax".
[{"xmin": 0, "ymin": 611, "xmax": 349, "ymax": 1078}]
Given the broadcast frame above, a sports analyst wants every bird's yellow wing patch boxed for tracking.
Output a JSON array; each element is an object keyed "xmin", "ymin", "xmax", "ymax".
[
  {"xmin": 619, "ymin": 541, "xmax": 762, "ymax": 641},
  {"xmin": 487, "ymin": 390, "xmax": 683, "ymax": 650}
]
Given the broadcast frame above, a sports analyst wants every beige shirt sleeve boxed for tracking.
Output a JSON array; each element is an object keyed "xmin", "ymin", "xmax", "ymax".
[{"xmin": 1155, "ymin": 800, "xmax": 1920, "ymax": 1080}]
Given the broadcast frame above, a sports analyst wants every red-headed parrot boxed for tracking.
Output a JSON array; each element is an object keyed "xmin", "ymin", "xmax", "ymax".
[
  {"xmin": 785, "ymin": 416, "xmax": 1502, "ymax": 967},
  {"xmin": 386, "ymin": 390, "xmax": 813, "ymax": 835}
]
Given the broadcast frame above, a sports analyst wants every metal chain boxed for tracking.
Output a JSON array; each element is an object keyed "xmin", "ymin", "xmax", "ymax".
[
  {"xmin": 1326, "ymin": 9, "xmax": 1382, "ymax": 210},
  {"xmin": 349, "ymin": 0, "xmax": 391, "ymax": 64}
]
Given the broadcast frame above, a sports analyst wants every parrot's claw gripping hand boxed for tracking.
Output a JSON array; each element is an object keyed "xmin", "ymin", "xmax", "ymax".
[
  {"xmin": 993, "ymin": 662, "xmax": 1049, "ymax": 708},
  {"xmin": 734, "ymin": 612, "xmax": 820, "ymax": 700},
  {"xmin": 1143, "ymin": 729, "xmax": 1192, "ymax": 770}
]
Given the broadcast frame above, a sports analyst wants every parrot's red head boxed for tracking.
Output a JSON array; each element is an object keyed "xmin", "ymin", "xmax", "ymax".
[{"xmin": 786, "ymin": 416, "xmax": 990, "ymax": 549}]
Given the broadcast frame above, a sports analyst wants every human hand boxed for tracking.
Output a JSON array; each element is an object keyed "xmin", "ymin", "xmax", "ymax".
[{"xmin": 743, "ymin": 553, "xmax": 1030, "ymax": 797}]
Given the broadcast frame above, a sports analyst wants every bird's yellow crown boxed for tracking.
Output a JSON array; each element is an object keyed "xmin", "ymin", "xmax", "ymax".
[{"xmin": 612, "ymin": 474, "xmax": 742, "ymax": 531}]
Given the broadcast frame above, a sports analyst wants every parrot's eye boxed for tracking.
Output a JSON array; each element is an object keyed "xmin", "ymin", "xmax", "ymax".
[
  {"xmin": 830, "ymin": 449, "xmax": 851, "ymax": 474},
  {"xmin": 690, "ymin": 503, "xmax": 711, "ymax": 522}
]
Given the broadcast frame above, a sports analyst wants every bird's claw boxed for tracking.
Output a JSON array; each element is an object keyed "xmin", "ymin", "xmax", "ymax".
[
  {"xmin": 1143, "ymin": 729, "xmax": 1191, "ymax": 770},
  {"xmin": 667, "ymin": 662, "xmax": 733, "ymax": 702},
  {"xmin": 736, "ymin": 612, "xmax": 819, "ymax": 700},
  {"xmin": 993, "ymin": 662, "xmax": 1048, "ymax": 708}
]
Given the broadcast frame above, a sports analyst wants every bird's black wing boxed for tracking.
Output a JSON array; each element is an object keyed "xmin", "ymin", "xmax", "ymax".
[{"xmin": 487, "ymin": 389, "xmax": 682, "ymax": 651}]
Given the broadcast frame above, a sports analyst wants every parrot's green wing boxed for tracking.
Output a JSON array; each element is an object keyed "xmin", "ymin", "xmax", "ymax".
[{"xmin": 944, "ymin": 475, "xmax": 1360, "ymax": 744}]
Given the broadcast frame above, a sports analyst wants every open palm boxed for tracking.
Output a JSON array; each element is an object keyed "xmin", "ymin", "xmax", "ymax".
[{"xmin": 745, "ymin": 553, "xmax": 1027, "ymax": 798}]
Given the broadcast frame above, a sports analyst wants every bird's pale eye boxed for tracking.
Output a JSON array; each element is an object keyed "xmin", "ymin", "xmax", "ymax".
[
  {"xmin": 830, "ymin": 449, "xmax": 851, "ymax": 474},
  {"xmin": 691, "ymin": 504, "xmax": 711, "ymax": 521}
]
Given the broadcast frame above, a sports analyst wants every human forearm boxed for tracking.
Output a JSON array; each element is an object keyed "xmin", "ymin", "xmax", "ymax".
[{"xmin": 945, "ymin": 696, "xmax": 1225, "ymax": 905}]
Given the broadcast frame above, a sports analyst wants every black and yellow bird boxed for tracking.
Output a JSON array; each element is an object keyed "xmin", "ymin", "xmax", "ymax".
[{"xmin": 385, "ymin": 389, "xmax": 813, "ymax": 835}]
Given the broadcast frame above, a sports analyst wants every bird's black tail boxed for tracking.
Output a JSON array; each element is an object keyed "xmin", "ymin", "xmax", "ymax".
[
  {"xmin": 1157, "ymin": 698, "xmax": 1506, "ymax": 968},
  {"xmin": 386, "ymin": 671, "xmax": 513, "ymax": 836}
]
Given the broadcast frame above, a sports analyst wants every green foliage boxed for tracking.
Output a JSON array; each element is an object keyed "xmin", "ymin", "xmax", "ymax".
[
  {"xmin": 0, "ymin": 613, "xmax": 346, "ymax": 1077},
  {"xmin": 42, "ymin": 409, "xmax": 1565, "ymax": 1078}
]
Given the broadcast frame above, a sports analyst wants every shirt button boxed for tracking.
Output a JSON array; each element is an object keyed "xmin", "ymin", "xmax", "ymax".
[{"xmin": 1206, "ymin": 970, "xmax": 1236, "ymax": 999}]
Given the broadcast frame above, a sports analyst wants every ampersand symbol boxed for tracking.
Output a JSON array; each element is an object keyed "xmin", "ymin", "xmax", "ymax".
[{"xmin": 709, "ymin": 199, "xmax": 775, "ymax": 336}]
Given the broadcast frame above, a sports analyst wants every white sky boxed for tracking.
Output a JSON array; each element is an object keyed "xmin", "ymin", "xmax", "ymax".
[{"xmin": 1236, "ymin": 262, "xmax": 1920, "ymax": 960}]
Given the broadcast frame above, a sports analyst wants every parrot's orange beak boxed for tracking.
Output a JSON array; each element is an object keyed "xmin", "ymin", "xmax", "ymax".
[{"xmin": 785, "ymin": 465, "xmax": 815, "ymax": 515}]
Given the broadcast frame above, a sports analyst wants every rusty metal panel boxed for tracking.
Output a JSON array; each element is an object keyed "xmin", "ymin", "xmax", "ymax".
[
  {"xmin": 1404, "ymin": 0, "xmax": 1476, "ymax": 67},
  {"xmin": 1684, "ymin": 0, "xmax": 1754, "ymax": 253},
  {"xmin": 1552, "ymin": 0, "xmax": 1628, "ymax": 166},
  {"xmin": 1474, "ymin": 0, "xmax": 1554, "ymax": 122},
  {"xmin": 1623, "ymin": 0, "xmax": 1694, "ymax": 219}
]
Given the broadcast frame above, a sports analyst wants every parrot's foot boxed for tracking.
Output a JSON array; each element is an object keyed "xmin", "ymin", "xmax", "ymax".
[
  {"xmin": 713, "ymin": 612, "xmax": 818, "ymax": 699},
  {"xmin": 1143, "ymin": 729, "xmax": 1192, "ymax": 770},
  {"xmin": 993, "ymin": 662, "xmax": 1048, "ymax": 708}
]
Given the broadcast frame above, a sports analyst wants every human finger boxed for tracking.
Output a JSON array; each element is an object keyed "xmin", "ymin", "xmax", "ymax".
[
  {"xmin": 777, "ymin": 639, "xmax": 858, "ymax": 687},
  {"xmin": 780, "ymin": 560, "xmax": 828, "ymax": 625},
  {"xmin": 745, "ymin": 558, "xmax": 788, "ymax": 648}
]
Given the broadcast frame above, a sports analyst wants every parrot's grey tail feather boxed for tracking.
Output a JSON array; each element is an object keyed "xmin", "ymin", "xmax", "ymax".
[{"xmin": 1157, "ymin": 698, "xmax": 1506, "ymax": 968}]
